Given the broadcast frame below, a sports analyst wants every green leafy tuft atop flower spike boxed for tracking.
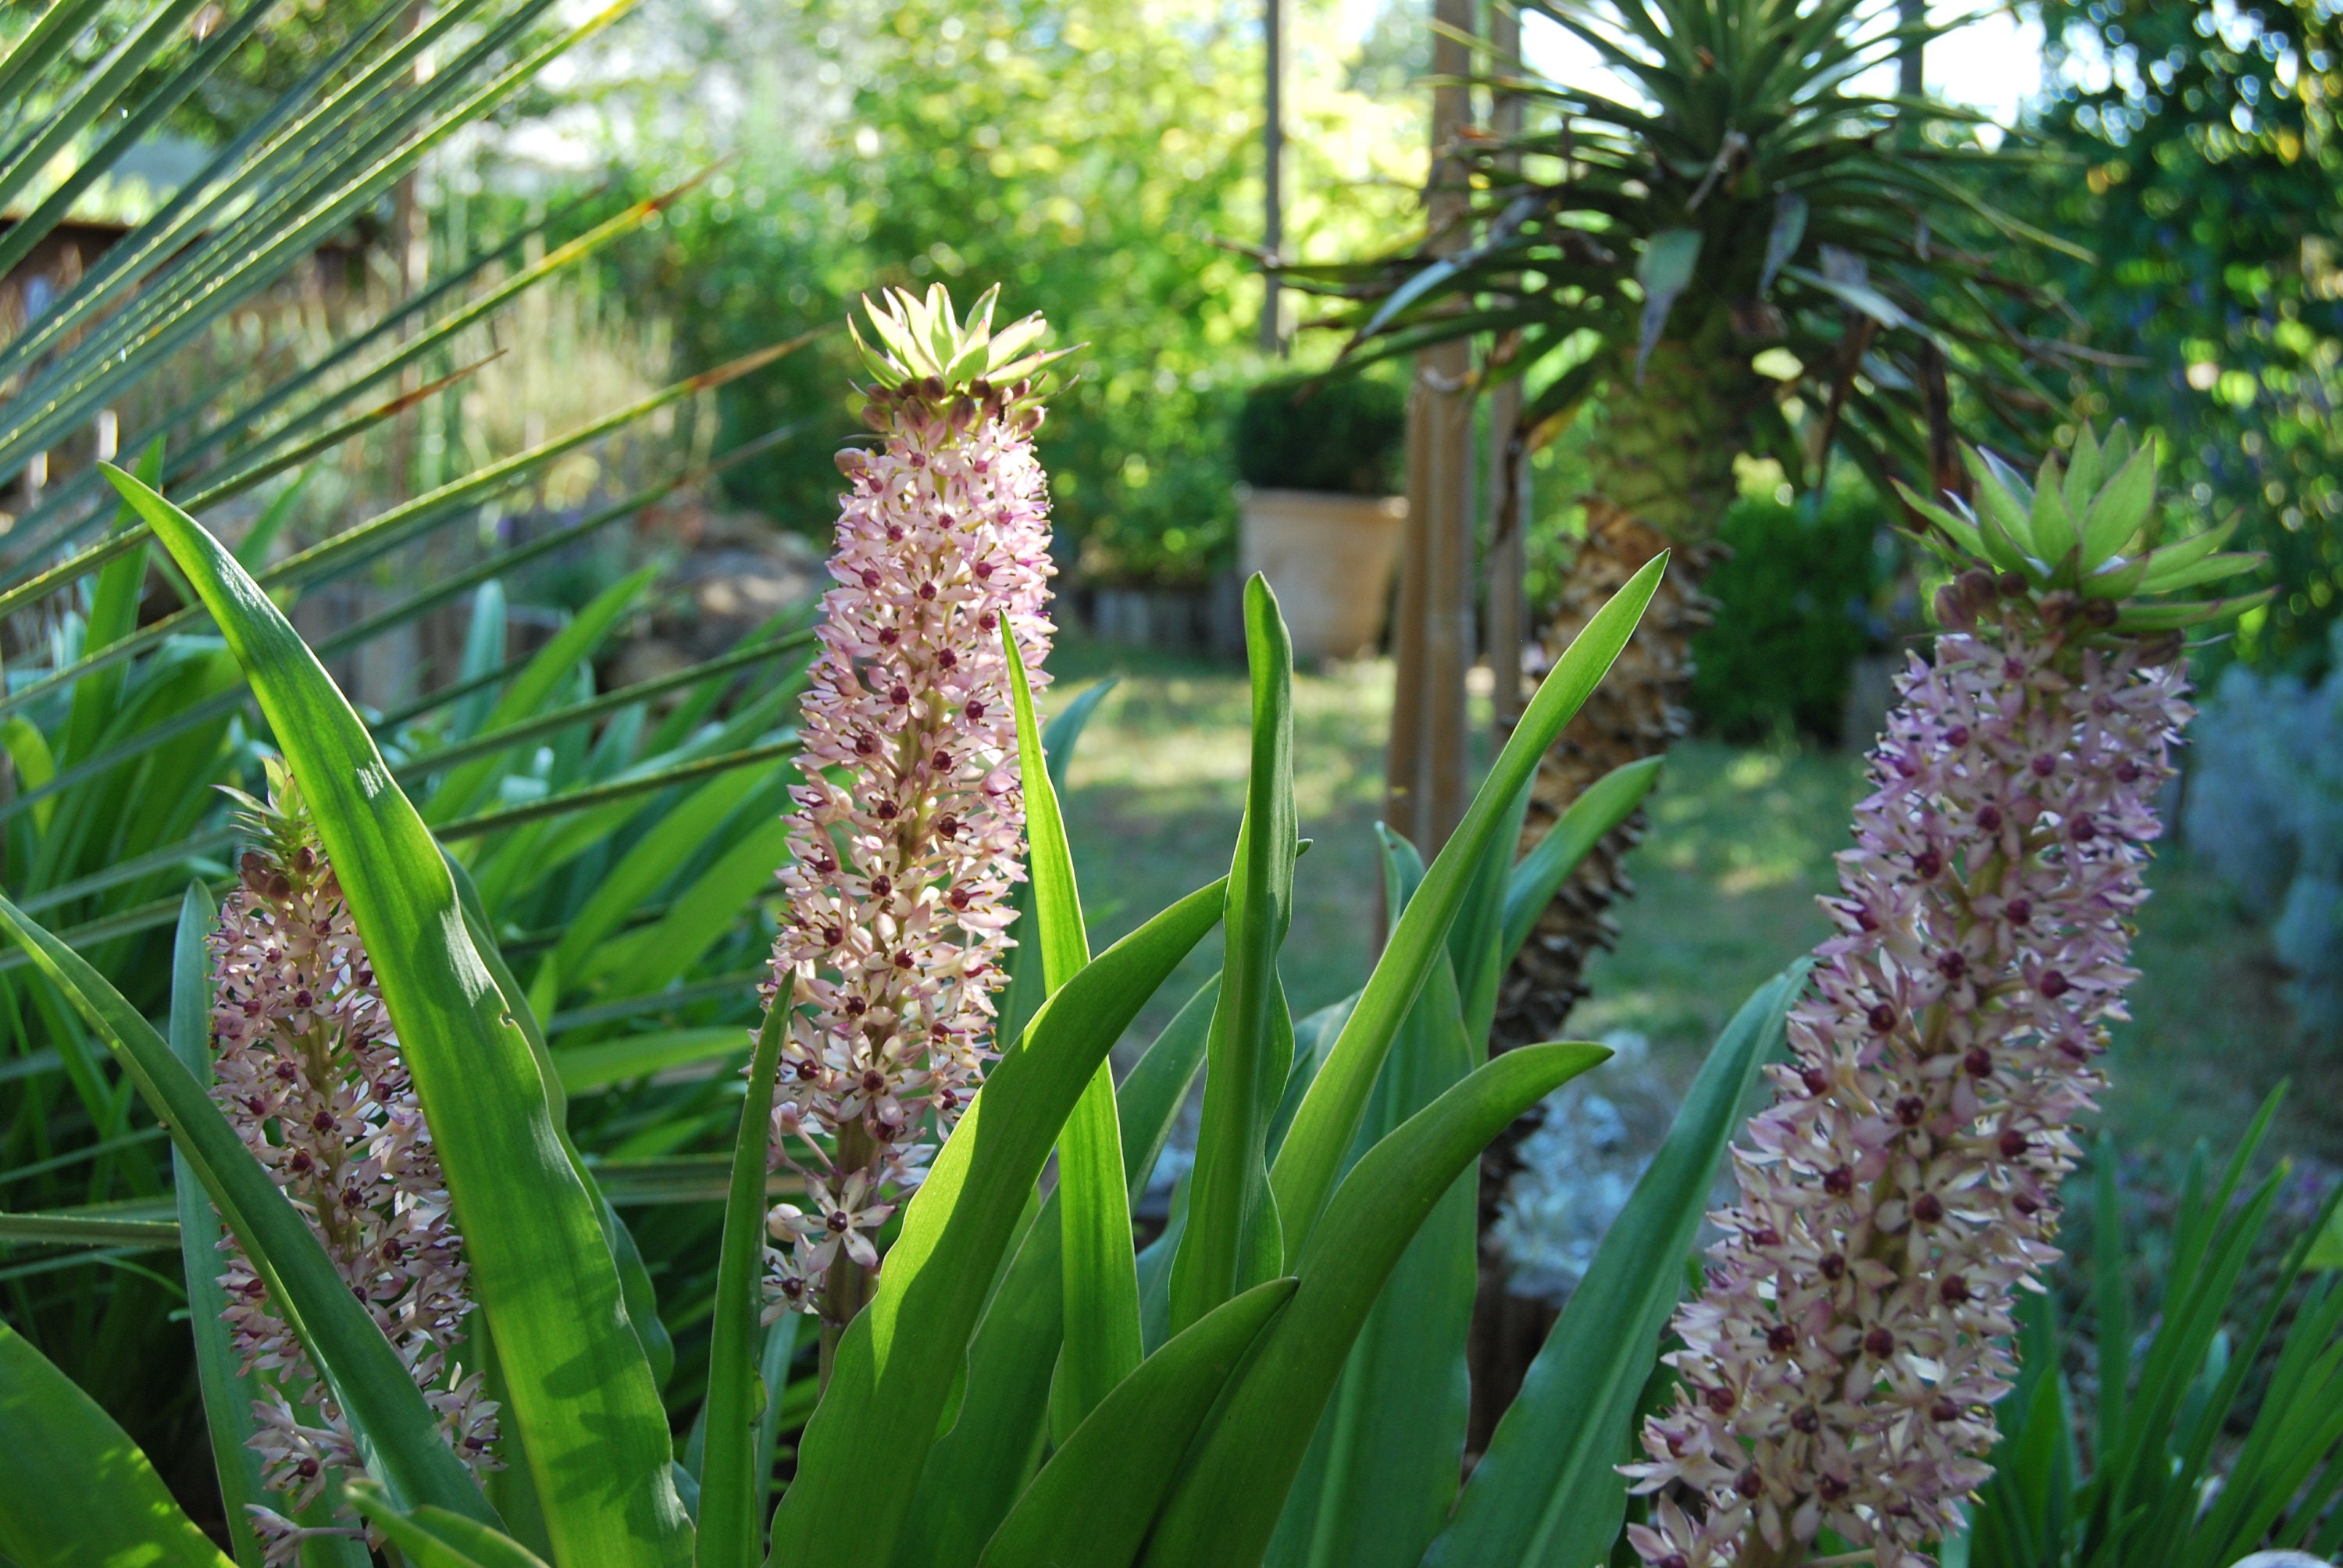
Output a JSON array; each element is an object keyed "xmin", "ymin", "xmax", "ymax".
[
  {"xmin": 1895, "ymin": 422, "xmax": 2274, "ymax": 636},
  {"xmin": 847, "ymin": 283, "xmax": 1072, "ymax": 405}
]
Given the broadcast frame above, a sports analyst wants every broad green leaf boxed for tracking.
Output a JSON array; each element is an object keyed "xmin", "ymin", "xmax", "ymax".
[
  {"xmin": 1172, "ymin": 575, "xmax": 1296, "ymax": 1332},
  {"xmin": 1001, "ymin": 622, "xmax": 1138, "ymax": 1434},
  {"xmin": 698, "ymin": 990, "xmax": 789, "ymax": 1568},
  {"xmin": 769, "ymin": 877, "xmax": 1227, "ymax": 1568},
  {"xmin": 1500, "ymin": 756, "xmax": 1664, "ymax": 969},
  {"xmin": 346, "ymin": 1484, "xmax": 552, "ymax": 1568},
  {"xmin": 993, "ymin": 677, "xmax": 1119, "ymax": 1052},
  {"xmin": 1140, "ymin": 1042, "xmax": 1610, "ymax": 1567},
  {"xmin": 171, "ymin": 882, "xmax": 267, "ymax": 1568},
  {"xmin": 444, "ymin": 850, "xmax": 673, "ymax": 1390},
  {"xmin": 976, "ymin": 1278, "xmax": 1300, "ymax": 1568},
  {"xmin": 1272, "ymin": 552, "xmax": 1664, "ymax": 1257},
  {"xmin": 1268, "ymin": 836, "xmax": 1477, "ymax": 1568},
  {"xmin": 425, "ymin": 564, "xmax": 662, "ymax": 821},
  {"xmin": 1423, "ymin": 964, "xmax": 1803, "ymax": 1568},
  {"xmin": 105, "ymin": 467, "xmax": 688, "ymax": 1568},
  {"xmin": 0, "ymin": 889, "xmax": 495, "ymax": 1523},
  {"xmin": 891, "ymin": 975, "xmax": 1218, "ymax": 1568},
  {"xmin": 0, "ymin": 1318, "xmax": 234, "ymax": 1568},
  {"xmin": 1450, "ymin": 782, "xmax": 1529, "ymax": 1050}
]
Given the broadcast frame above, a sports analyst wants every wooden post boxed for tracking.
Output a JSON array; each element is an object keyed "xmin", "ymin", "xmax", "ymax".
[
  {"xmin": 1384, "ymin": 0, "xmax": 1478, "ymax": 857},
  {"xmin": 1485, "ymin": 2, "xmax": 1528, "ymax": 739},
  {"xmin": 1261, "ymin": 0, "xmax": 1286, "ymax": 355}
]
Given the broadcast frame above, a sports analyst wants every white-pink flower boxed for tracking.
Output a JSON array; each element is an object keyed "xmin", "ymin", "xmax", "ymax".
[
  {"xmin": 762, "ymin": 287, "xmax": 1066, "ymax": 1321},
  {"xmin": 1624, "ymin": 586, "xmax": 2192, "ymax": 1568},
  {"xmin": 207, "ymin": 765, "xmax": 497, "ymax": 1564}
]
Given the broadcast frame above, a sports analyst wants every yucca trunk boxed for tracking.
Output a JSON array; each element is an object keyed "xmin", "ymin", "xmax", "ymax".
[{"xmin": 1468, "ymin": 337, "xmax": 1760, "ymax": 1449}]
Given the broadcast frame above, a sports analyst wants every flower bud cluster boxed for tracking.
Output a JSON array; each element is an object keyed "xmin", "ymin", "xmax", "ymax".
[
  {"xmin": 762, "ymin": 376, "xmax": 1055, "ymax": 1318},
  {"xmin": 206, "ymin": 787, "xmax": 495, "ymax": 1563},
  {"xmin": 1624, "ymin": 597, "xmax": 2191, "ymax": 1568}
]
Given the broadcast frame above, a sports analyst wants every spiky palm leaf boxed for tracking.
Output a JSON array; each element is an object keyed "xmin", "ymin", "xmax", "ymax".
[{"xmin": 0, "ymin": 0, "xmax": 822, "ymax": 1505}]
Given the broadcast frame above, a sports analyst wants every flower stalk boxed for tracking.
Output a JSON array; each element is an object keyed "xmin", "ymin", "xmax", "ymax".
[
  {"xmin": 1622, "ymin": 426, "xmax": 2266, "ymax": 1568},
  {"xmin": 763, "ymin": 286, "xmax": 1068, "ymax": 1340},
  {"xmin": 205, "ymin": 762, "xmax": 496, "ymax": 1563}
]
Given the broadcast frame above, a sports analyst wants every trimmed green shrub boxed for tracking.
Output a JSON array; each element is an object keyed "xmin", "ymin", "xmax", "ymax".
[
  {"xmin": 1690, "ymin": 486, "xmax": 1902, "ymax": 743},
  {"xmin": 1234, "ymin": 373, "xmax": 1407, "ymax": 497}
]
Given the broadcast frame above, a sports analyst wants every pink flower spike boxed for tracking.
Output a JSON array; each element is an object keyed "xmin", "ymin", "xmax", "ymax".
[
  {"xmin": 1624, "ymin": 594, "xmax": 2193, "ymax": 1568},
  {"xmin": 761, "ymin": 285, "xmax": 1061, "ymax": 1321}
]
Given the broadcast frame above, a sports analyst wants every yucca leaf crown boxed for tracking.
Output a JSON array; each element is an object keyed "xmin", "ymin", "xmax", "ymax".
[
  {"xmin": 1896, "ymin": 423, "xmax": 2273, "ymax": 639},
  {"xmin": 847, "ymin": 283, "xmax": 1072, "ymax": 435}
]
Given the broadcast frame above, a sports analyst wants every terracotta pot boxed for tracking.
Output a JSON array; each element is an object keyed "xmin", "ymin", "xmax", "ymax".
[{"xmin": 1236, "ymin": 486, "xmax": 1407, "ymax": 661}]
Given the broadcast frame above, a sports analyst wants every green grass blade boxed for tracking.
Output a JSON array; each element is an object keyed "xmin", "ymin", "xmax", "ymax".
[
  {"xmin": 106, "ymin": 465, "xmax": 689, "ymax": 1567},
  {"xmin": 1003, "ymin": 623, "xmax": 1139, "ymax": 1433},
  {"xmin": 977, "ymin": 1278, "xmax": 1300, "ymax": 1568},
  {"xmin": 169, "ymin": 882, "xmax": 267, "ymax": 1567},
  {"xmin": 769, "ymin": 877, "xmax": 1226, "ymax": 1568},
  {"xmin": 1172, "ymin": 575, "xmax": 1298, "ymax": 1332},
  {"xmin": 1423, "ymin": 963, "xmax": 1804, "ymax": 1568},
  {"xmin": 1271, "ymin": 552, "xmax": 1664, "ymax": 1256},
  {"xmin": 1140, "ymin": 1042, "xmax": 1611, "ymax": 1567},
  {"xmin": 891, "ymin": 975, "xmax": 1220, "ymax": 1568},
  {"xmin": 698, "ymin": 989, "xmax": 789, "ymax": 1568},
  {"xmin": 1500, "ymin": 756, "xmax": 1664, "ymax": 968},
  {"xmin": 0, "ymin": 1318, "xmax": 234, "ymax": 1568},
  {"xmin": 0, "ymin": 891, "xmax": 495, "ymax": 1521},
  {"xmin": 1450, "ymin": 778, "xmax": 1530, "ymax": 1049}
]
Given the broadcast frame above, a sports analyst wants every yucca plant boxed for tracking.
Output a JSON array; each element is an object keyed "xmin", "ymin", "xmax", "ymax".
[
  {"xmin": 1303, "ymin": 0, "xmax": 2078, "ymax": 1049},
  {"xmin": 0, "ymin": 0, "xmax": 824, "ymax": 1501}
]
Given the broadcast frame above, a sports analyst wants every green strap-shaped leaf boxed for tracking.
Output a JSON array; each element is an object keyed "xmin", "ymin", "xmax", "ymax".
[
  {"xmin": 698, "ymin": 990, "xmax": 790, "ymax": 1568},
  {"xmin": 425, "ymin": 564, "xmax": 663, "ymax": 821},
  {"xmin": 0, "ymin": 889, "xmax": 496, "ymax": 1523},
  {"xmin": 1001, "ymin": 623, "xmax": 1139, "ymax": 1434},
  {"xmin": 893, "ymin": 975, "xmax": 1219, "ymax": 1568},
  {"xmin": 1500, "ymin": 756, "xmax": 1664, "ymax": 970},
  {"xmin": 1271, "ymin": 552, "xmax": 1664, "ymax": 1257},
  {"xmin": 0, "ymin": 1318, "xmax": 234, "ymax": 1568},
  {"xmin": 105, "ymin": 465, "xmax": 690, "ymax": 1568},
  {"xmin": 1267, "ymin": 839, "xmax": 1478, "ymax": 1568},
  {"xmin": 346, "ymin": 1484, "xmax": 553, "ymax": 1568},
  {"xmin": 992, "ymin": 678, "xmax": 1118, "ymax": 1053},
  {"xmin": 1421, "ymin": 964, "xmax": 1804, "ymax": 1568},
  {"xmin": 770, "ymin": 877, "xmax": 1227, "ymax": 1568},
  {"xmin": 444, "ymin": 850, "xmax": 674, "ymax": 1390},
  {"xmin": 891, "ymin": 975, "xmax": 1220, "ymax": 1568},
  {"xmin": 1140, "ymin": 1042, "xmax": 1610, "ymax": 1567},
  {"xmin": 1172, "ymin": 575, "xmax": 1297, "ymax": 1333},
  {"xmin": 977, "ymin": 1277, "xmax": 1300, "ymax": 1568},
  {"xmin": 169, "ymin": 882, "xmax": 268, "ymax": 1568}
]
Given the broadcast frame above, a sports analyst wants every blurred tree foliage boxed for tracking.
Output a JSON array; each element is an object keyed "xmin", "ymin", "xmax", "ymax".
[
  {"xmin": 565, "ymin": 0, "xmax": 1419, "ymax": 586},
  {"xmin": 2015, "ymin": 0, "xmax": 2343, "ymax": 673}
]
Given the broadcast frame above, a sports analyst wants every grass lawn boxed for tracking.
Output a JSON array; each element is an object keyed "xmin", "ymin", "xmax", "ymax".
[{"xmin": 1044, "ymin": 632, "xmax": 2339, "ymax": 1177}]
